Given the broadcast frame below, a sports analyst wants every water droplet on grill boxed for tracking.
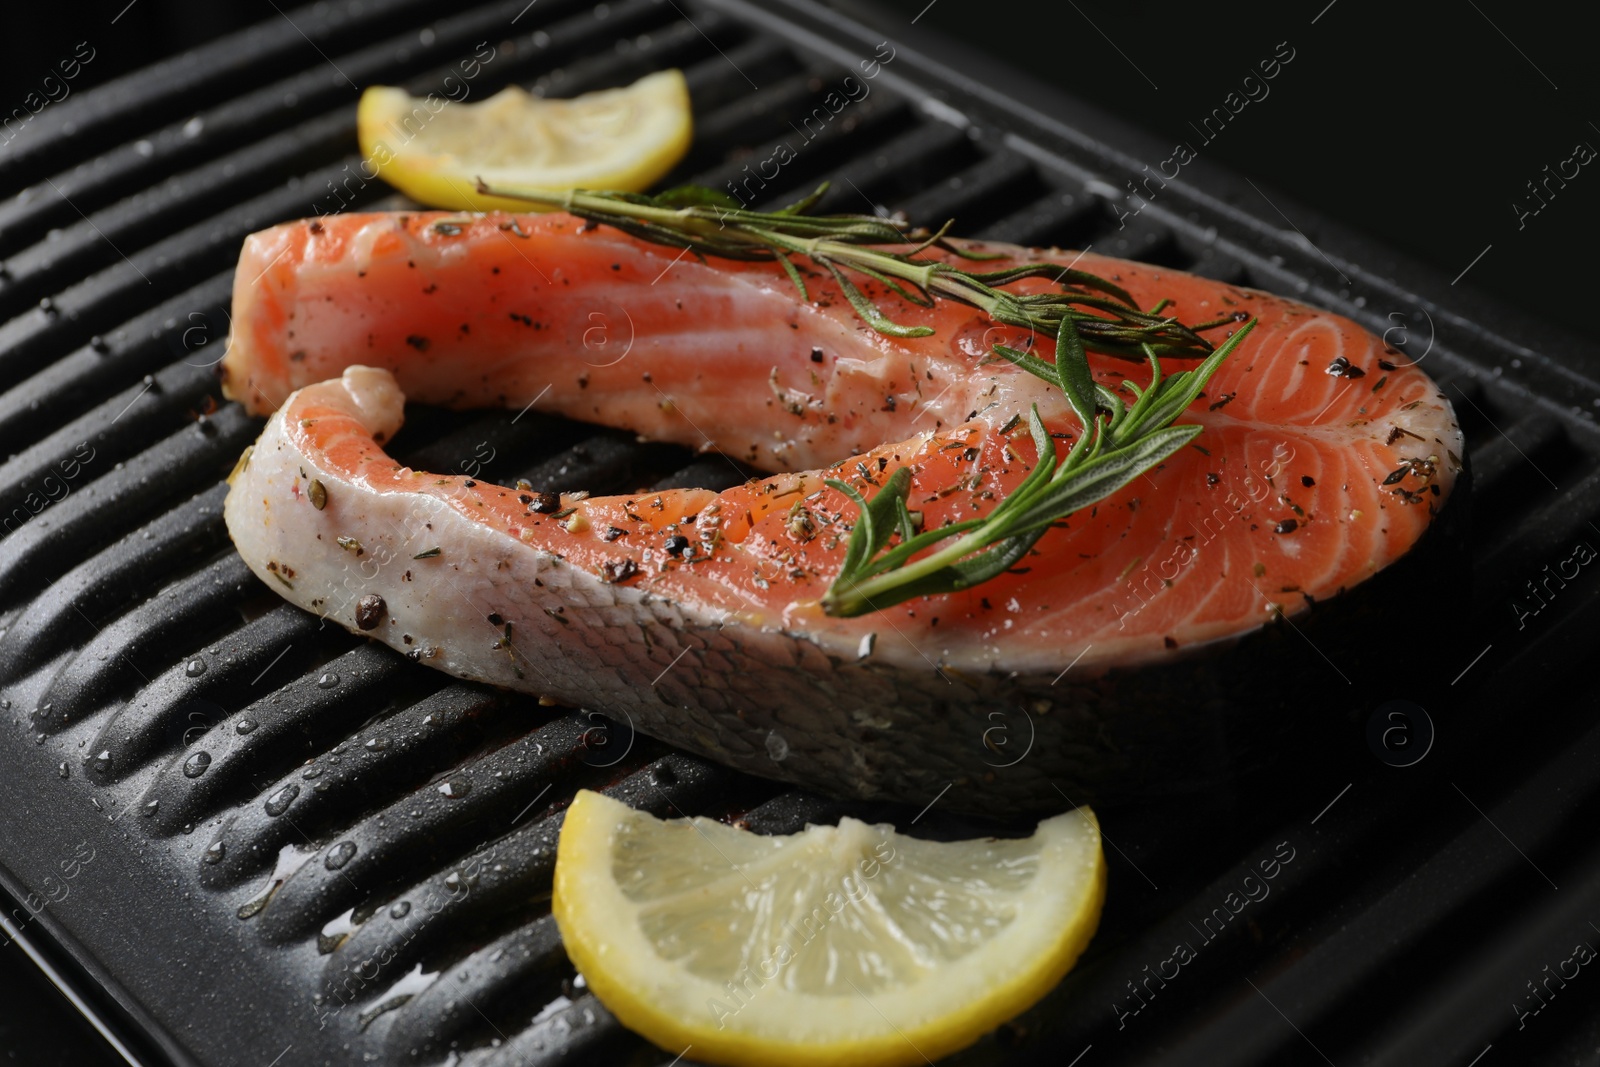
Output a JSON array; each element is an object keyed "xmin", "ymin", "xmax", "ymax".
[
  {"xmin": 34, "ymin": 733, "xmax": 46, "ymax": 745},
  {"xmin": 185, "ymin": 658, "xmax": 207, "ymax": 677},
  {"xmin": 317, "ymin": 672, "xmax": 340, "ymax": 689},
  {"xmin": 325, "ymin": 841, "xmax": 357, "ymax": 870},
  {"xmin": 204, "ymin": 841, "xmax": 226, "ymax": 864},
  {"xmin": 264, "ymin": 785, "xmax": 300, "ymax": 817},
  {"xmin": 142, "ymin": 799, "xmax": 159, "ymax": 817},
  {"xmin": 90, "ymin": 797, "xmax": 103, "ymax": 812},
  {"xmin": 765, "ymin": 730, "xmax": 789, "ymax": 762},
  {"xmin": 437, "ymin": 779, "xmax": 471, "ymax": 799},
  {"xmin": 38, "ymin": 296, "xmax": 57, "ymax": 317},
  {"xmin": 302, "ymin": 766, "xmax": 323, "ymax": 780},
  {"xmin": 183, "ymin": 751, "xmax": 212, "ymax": 778},
  {"xmin": 237, "ymin": 894, "xmax": 270, "ymax": 920},
  {"xmin": 389, "ymin": 901, "xmax": 411, "ymax": 920},
  {"xmin": 56, "ymin": 762, "xmax": 70, "ymax": 779},
  {"xmin": 235, "ymin": 718, "xmax": 258, "ymax": 735},
  {"xmin": 364, "ymin": 737, "xmax": 387, "ymax": 752},
  {"xmin": 92, "ymin": 750, "xmax": 111, "ymax": 775}
]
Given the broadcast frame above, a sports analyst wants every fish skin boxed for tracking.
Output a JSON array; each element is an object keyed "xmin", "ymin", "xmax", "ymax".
[{"xmin": 220, "ymin": 212, "xmax": 1465, "ymax": 812}]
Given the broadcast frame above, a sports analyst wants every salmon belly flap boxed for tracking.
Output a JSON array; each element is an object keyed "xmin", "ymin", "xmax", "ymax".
[{"xmin": 221, "ymin": 212, "xmax": 1466, "ymax": 813}]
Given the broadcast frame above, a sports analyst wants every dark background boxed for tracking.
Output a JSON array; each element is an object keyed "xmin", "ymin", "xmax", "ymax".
[
  {"xmin": 0, "ymin": 0, "xmax": 1593, "ymax": 1061},
  {"xmin": 3, "ymin": 0, "xmax": 1594, "ymax": 337}
]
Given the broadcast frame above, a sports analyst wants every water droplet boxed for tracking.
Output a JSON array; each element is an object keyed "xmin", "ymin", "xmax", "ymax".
[
  {"xmin": 235, "ymin": 718, "xmax": 258, "ymax": 735},
  {"xmin": 142, "ymin": 799, "xmax": 160, "ymax": 817},
  {"xmin": 328, "ymin": 756, "xmax": 342, "ymax": 765},
  {"xmin": 34, "ymin": 733, "xmax": 46, "ymax": 745},
  {"xmin": 204, "ymin": 841, "xmax": 226, "ymax": 864},
  {"xmin": 765, "ymin": 730, "xmax": 789, "ymax": 762},
  {"xmin": 182, "ymin": 115, "xmax": 204, "ymax": 138},
  {"xmin": 183, "ymin": 751, "xmax": 212, "ymax": 778},
  {"xmin": 389, "ymin": 901, "xmax": 411, "ymax": 920},
  {"xmin": 185, "ymin": 658, "xmax": 207, "ymax": 677},
  {"xmin": 134, "ymin": 139, "xmax": 153, "ymax": 157},
  {"xmin": 364, "ymin": 736, "xmax": 387, "ymax": 752},
  {"xmin": 317, "ymin": 672, "xmax": 340, "ymax": 689},
  {"xmin": 237, "ymin": 894, "xmax": 270, "ymax": 920},
  {"xmin": 444, "ymin": 872, "xmax": 462, "ymax": 891},
  {"xmin": 56, "ymin": 762, "xmax": 70, "ymax": 780},
  {"xmin": 89, "ymin": 797, "xmax": 103, "ymax": 812},
  {"xmin": 92, "ymin": 750, "xmax": 111, "ymax": 775},
  {"xmin": 264, "ymin": 784, "xmax": 300, "ymax": 817},
  {"xmin": 181, "ymin": 823, "xmax": 195, "ymax": 834},
  {"xmin": 302, "ymin": 766, "xmax": 323, "ymax": 780},
  {"xmin": 437, "ymin": 779, "xmax": 471, "ymax": 799},
  {"xmin": 325, "ymin": 841, "xmax": 357, "ymax": 870}
]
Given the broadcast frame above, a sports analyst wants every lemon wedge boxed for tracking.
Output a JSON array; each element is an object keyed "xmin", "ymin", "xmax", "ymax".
[
  {"xmin": 357, "ymin": 69, "xmax": 692, "ymax": 211},
  {"xmin": 553, "ymin": 789, "xmax": 1105, "ymax": 1067}
]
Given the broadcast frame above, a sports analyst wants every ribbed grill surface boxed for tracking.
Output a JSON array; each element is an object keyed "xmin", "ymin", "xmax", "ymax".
[{"xmin": 2, "ymin": 2, "xmax": 1598, "ymax": 1065}]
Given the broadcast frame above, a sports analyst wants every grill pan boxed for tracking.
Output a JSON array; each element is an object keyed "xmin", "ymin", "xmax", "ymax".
[{"xmin": 3, "ymin": 1, "xmax": 1599, "ymax": 1065}]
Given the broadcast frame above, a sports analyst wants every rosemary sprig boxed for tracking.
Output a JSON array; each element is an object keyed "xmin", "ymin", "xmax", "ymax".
[
  {"xmin": 476, "ymin": 180, "xmax": 1221, "ymax": 362},
  {"xmin": 818, "ymin": 317, "xmax": 1257, "ymax": 618}
]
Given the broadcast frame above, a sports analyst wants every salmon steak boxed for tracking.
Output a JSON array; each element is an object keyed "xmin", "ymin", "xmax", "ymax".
[{"xmin": 220, "ymin": 211, "xmax": 1464, "ymax": 813}]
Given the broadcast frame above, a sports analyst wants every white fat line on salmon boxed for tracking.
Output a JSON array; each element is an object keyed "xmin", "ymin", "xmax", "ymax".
[
  {"xmin": 1111, "ymin": 840, "xmax": 1297, "ymax": 1031},
  {"xmin": 1110, "ymin": 442, "xmax": 1297, "ymax": 631},
  {"xmin": 311, "ymin": 43, "xmax": 498, "ymax": 218},
  {"xmin": 703, "ymin": 836, "xmax": 900, "ymax": 1031},
  {"xmin": 649, "ymin": 246, "xmax": 694, "ymax": 285},
  {"xmin": 1111, "ymin": 41, "xmax": 1297, "ymax": 230},
  {"xmin": 723, "ymin": 41, "xmax": 895, "ymax": 207}
]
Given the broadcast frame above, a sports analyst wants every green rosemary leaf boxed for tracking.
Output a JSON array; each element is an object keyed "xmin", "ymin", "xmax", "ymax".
[
  {"xmin": 1009, "ymin": 425, "xmax": 1202, "ymax": 536},
  {"xmin": 654, "ymin": 186, "xmax": 742, "ymax": 209},
  {"xmin": 1051, "ymin": 318, "xmax": 1096, "ymax": 430},
  {"xmin": 774, "ymin": 253, "xmax": 810, "ymax": 303},
  {"xmin": 825, "ymin": 263, "xmax": 935, "ymax": 339}
]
